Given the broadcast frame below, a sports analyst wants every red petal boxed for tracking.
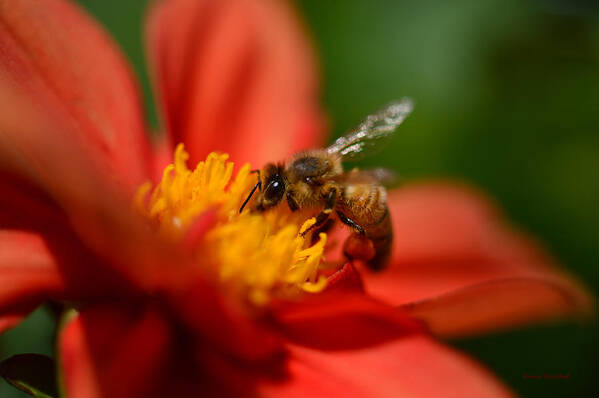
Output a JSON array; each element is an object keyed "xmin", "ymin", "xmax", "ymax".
[
  {"xmin": 260, "ymin": 336, "xmax": 515, "ymax": 398},
  {"xmin": 0, "ymin": 172, "xmax": 69, "ymax": 236},
  {"xmin": 0, "ymin": 175, "xmax": 143, "ymax": 332},
  {"xmin": 170, "ymin": 276, "xmax": 284, "ymax": 362},
  {"xmin": 0, "ymin": 176, "xmax": 73, "ymax": 331},
  {"xmin": 146, "ymin": 0, "xmax": 325, "ymax": 167},
  {"xmin": 0, "ymin": 94, "xmax": 188, "ymax": 294},
  {"xmin": 363, "ymin": 182, "xmax": 592, "ymax": 337},
  {"xmin": 58, "ymin": 304, "xmax": 263, "ymax": 397},
  {"xmin": 59, "ymin": 306, "xmax": 171, "ymax": 398},
  {"xmin": 0, "ymin": 0, "xmax": 152, "ymax": 193},
  {"xmin": 325, "ymin": 262, "xmax": 365, "ymax": 292},
  {"xmin": 0, "ymin": 231, "xmax": 64, "ymax": 316},
  {"xmin": 0, "ymin": 1, "xmax": 179, "ymax": 287},
  {"xmin": 272, "ymin": 290, "xmax": 422, "ymax": 350},
  {"xmin": 0, "ymin": 225, "xmax": 140, "ymax": 333}
]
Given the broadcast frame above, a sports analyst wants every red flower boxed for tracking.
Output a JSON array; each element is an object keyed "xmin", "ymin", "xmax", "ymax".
[{"xmin": 0, "ymin": 0, "xmax": 591, "ymax": 397}]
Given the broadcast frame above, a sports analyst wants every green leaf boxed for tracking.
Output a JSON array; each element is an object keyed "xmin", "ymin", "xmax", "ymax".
[{"xmin": 0, "ymin": 354, "xmax": 57, "ymax": 398}]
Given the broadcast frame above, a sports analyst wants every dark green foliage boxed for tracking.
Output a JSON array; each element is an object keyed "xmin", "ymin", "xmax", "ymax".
[{"xmin": 0, "ymin": 354, "xmax": 57, "ymax": 398}]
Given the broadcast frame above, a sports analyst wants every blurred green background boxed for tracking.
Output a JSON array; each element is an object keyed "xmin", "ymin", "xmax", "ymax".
[{"xmin": 1, "ymin": 0, "xmax": 597, "ymax": 396}]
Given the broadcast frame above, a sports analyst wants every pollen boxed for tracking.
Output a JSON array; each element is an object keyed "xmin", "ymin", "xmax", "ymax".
[{"xmin": 134, "ymin": 144, "xmax": 327, "ymax": 305}]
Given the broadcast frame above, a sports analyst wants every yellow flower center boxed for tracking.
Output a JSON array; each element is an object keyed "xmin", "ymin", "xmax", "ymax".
[{"xmin": 134, "ymin": 144, "xmax": 327, "ymax": 305}]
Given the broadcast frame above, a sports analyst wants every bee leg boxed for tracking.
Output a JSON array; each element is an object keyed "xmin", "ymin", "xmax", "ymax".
[
  {"xmin": 310, "ymin": 218, "xmax": 335, "ymax": 245},
  {"xmin": 286, "ymin": 191, "xmax": 299, "ymax": 212},
  {"xmin": 300, "ymin": 187, "xmax": 337, "ymax": 237},
  {"xmin": 336, "ymin": 211, "xmax": 365, "ymax": 235}
]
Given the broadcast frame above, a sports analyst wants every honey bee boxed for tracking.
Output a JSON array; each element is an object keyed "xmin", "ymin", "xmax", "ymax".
[{"xmin": 239, "ymin": 99, "xmax": 413, "ymax": 271}]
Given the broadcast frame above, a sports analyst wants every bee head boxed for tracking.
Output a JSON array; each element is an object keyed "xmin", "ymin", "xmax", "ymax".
[
  {"xmin": 239, "ymin": 163, "xmax": 286, "ymax": 213},
  {"xmin": 255, "ymin": 164, "xmax": 286, "ymax": 212}
]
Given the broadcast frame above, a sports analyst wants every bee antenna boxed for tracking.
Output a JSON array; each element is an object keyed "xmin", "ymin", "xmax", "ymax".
[{"xmin": 239, "ymin": 180, "xmax": 261, "ymax": 213}]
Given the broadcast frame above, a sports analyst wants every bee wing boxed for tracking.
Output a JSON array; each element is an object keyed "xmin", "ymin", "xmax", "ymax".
[
  {"xmin": 326, "ymin": 98, "xmax": 413, "ymax": 162},
  {"xmin": 335, "ymin": 168, "xmax": 400, "ymax": 188}
]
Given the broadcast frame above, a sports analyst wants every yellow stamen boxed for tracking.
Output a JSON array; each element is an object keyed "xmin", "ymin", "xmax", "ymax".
[{"xmin": 134, "ymin": 144, "xmax": 327, "ymax": 305}]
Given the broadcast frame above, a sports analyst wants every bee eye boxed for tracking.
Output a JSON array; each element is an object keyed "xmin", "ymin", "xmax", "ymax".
[{"xmin": 264, "ymin": 176, "xmax": 285, "ymax": 202}]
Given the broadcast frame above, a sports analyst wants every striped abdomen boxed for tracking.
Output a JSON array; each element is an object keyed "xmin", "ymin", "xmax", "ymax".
[{"xmin": 338, "ymin": 184, "xmax": 392, "ymax": 271}]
